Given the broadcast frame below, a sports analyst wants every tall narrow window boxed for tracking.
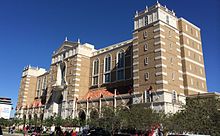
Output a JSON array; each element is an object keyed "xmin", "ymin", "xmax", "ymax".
[
  {"xmin": 104, "ymin": 54, "xmax": 111, "ymax": 83},
  {"xmin": 191, "ymin": 28, "xmax": 193, "ymax": 35},
  {"xmin": 170, "ymin": 57, "xmax": 173, "ymax": 65},
  {"xmin": 117, "ymin": 50, "xmax": 125, "ymax": 80},
  {"xmin": 43, "ymin": 76, "xmax": 47, "ymax": 89},
  {"xmin": 144, "ymin": 57, "xmax": 148, "ymax": 65},
  {"xmin": 145, "ymin": 72, "xmax": 149, "ymax": 81},
  {"xmin": 144, "ymin": 44, "xmax": 148, "ymax": 51},
  {"xmin": 143, "ymin": 31, "xmax": 147, "ymax": 39},
  {"xmin": 36, "ymin": 79, "xmax": 41, "ymax": 97},
  {"xmin": 92, "ymin": 58, "xmax": 99, "ymax": 85},
  {"xmin": 172, "ymin": 91, "xmax": 177, "ymax": 102},
  {"xmin": 166, "ymin": 15, "xmax": 169, "ymax": 24},
  {"xmin": 145, "ymin": 16, "xmax": 148, "ymax": 25}
]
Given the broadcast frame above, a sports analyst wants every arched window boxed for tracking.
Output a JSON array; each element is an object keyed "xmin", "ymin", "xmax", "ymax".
[
  {"xmin": 117, "ymin": 50, "xmax": 125, "ymax": 80},
  {"xmin": 104, "ymin": 54, "xmax": 111, "ymax": 83},
  {"xmin": 92, "ymin": 58, "xmax": 99, "ymax": 85}
]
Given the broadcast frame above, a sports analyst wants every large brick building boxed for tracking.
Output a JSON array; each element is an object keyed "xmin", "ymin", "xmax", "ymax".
[{"xmin": 16, "ymin": 2, "xmax": 207, "ymax": 121}]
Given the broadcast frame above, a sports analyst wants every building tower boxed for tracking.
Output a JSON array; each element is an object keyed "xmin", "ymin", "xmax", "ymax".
[
  {"xmin": 178, "ymin": 18, "xmax": 207, "ymax": 95},
  {"xmin": 133, "ymin": 2, "xmax": 185, "ymax": 97},
  {"xmin": 16, "ymin": 66, "xmax": 46, "ymax": 109}
]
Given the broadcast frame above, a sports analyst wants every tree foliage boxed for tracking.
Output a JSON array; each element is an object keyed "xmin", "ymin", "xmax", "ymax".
[{"xmin": 164, "ymin": 96, "xmax": 220, "ymax": 136}]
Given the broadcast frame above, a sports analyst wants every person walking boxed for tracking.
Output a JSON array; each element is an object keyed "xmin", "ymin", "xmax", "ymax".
[{"xmin": 0, "ymin": 126, "xmax": 3, "ymax": 136}]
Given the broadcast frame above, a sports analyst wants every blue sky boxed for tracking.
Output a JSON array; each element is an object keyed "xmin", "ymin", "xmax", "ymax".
[{"xmin": 0, "ymin": 0, "xmax": 219, "ymax": 116}]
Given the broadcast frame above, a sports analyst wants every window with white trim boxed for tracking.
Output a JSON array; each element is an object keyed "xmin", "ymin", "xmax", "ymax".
[
  {"xmin": 104, "ymin": 54, "xmax": 111, "ymax": 83},
  {"xmin": 117, "ymin": 51, "xmax": 125, "ymax": 80},
  {"xmin": 92, "ymin": 58, "xmax": 99, "ymax": 85},
  {"xmin": 144, "ymin": 57, "xmax": 148, "ymax": 65},
  {"xmin": 189, "ymin": 64, "xmax": 192, "ymax": 70},
  {"xmin": 191, "ymin": 28, "xmax": 193, "ymax": 35},
  {"xmin": 36, "ymin": 79, "xmax": 41, "ymax": 97},
  {"xmin": 172, "ymin": 90, "xmax": 177, "ymax": 102},
  {"xmin": 199, "ymin": 56, "xmax": 201, "ymax": 62},
  {"xmin": 166, "ymin": 15, "xmax": 169, "ymax": 24},
  {"xmin": 196, "ymin": 31, "xmax": 198, "ymax": 37},
  {"xmin": 168, "ymin": 30, "xmax": 171, "ymax": 38},
  {"xmin": 169, "ymin": 43, "xmax": 172, "ymax": 50},
  {"xmin": 143, "ymin": 31, "xmax": 147, "ymax": 39},
  {"xmin": 144, "ymin": 44, "xmax": 148, "ymax": 51},
  {"xmin": 200, "ymin": 68, "xmax": 203, "ymax": 75},
  {"xmin": 191, "ymin": 78, "xmax": 193, "ymax": 85},
  {"xmin": 170, "ymin": 57, "xmax": 173, "ymax": 65},
  {"xmin": 145, "ymin": 72, "xmax": 149, "ymax": 81},
  {"xmin": 145, "ymin": 16, "xmax": 148, "ymax": 25}
]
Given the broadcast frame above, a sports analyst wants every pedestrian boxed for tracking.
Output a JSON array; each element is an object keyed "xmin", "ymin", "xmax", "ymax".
[
  {"xmin": 24, "ymin": 126, "xmax": 28, "ymax": 136},
  {"xmin": 0, "ymin": 126, "xmax": 3, "ymax": 136},
  {"xmin": 50, "ymin": 124, "xmax": 55, "ymax": 136}
]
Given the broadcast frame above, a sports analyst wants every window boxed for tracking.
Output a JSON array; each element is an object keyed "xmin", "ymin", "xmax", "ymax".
[
  {"xmin": 166, "ymin": 15, "xmax": 169, "ymax": 24},
  {"xmin": 144, "ymin": 44, "xmax": 148, "ymax": 51},
  {"xmin": 148, "ymin": 14, "xmax": 152, "ymax": 24},
  {"xmin": 187, "ymin": 38, "xmax": 189, "ymax": 44},
  {"xmin": 196, "ymin": 31, "xmax": 198, "ymax": 37},
  {"xmin": 191, "ymin": 28, "xmax": 193, "ymax": 35},
  {"xmin": 170, "ymin": 57, "xmax": 174, "ymax": 65},
  {"xmin": 169, "ymin": 43, "xmax": 172, "ymax": 50},
  {"xmin": 188, "ymin": 50, "xmax": 191, "ymax": 56},
  {"xmin": 168, "ymin": 30, "xmax": 171, "ymax": 38},
  {"xmin": 145, "ymin": 16, "xmax": 148, "ymax": 25},
  {"xmin": 43, "ymin": 77, "xmax": 47, "ymax": 89},
  {"xmin": 92, "ymin": 58, "xmax": 99, "ymax": 85},
  {"xmin": 143, "ymin": 31, "xmax": 147, "ymax": 39},
  {"xmin": 202, "ymin": 82, "xmax": 204, "ymax": 88},
  {"xmin": 199, "ymin": 56, "xmax": 201, "ymax": 62},
  {"xmin": 36, "ymin": 79, "xmax": 41, "ymax": 97},
  {"xmin": 200, "ymin": 68, "xmax": 203, "ymax": 74},
  {"xmin": 172, "ymin": 73, "xmax": 175, "ymax": 81},
  {"xmin": 145, "ymin": 72, "xmax": 149, "ymax": 80},
  {"xmin": 139, "ymin": 18, "xmax": 143, "ymax": 28},
  {"xmin": 172, "ymin": 91, "xmax": 177, "ymax": 102},
  {"xmin": 117, "ymin": 51, "xmax": 125, "ymax": 80},
  {"xmin": 194, "ymin": 53, "xmax": 196, "ymax": 59},
  {"xmin": 104, "ymin": 54, "xmax": 111, "ymax": 83},
  {"xmin": 153, "ymin": 12, "xmax": 158, "ymax": 22},
  {"xmin": 189, "ymin": 64, "xmax": 192, "ymax": 70},
  {"xmin": 191, "ymin": 78, "xmax": 193, "ymax": 85},
  {"xmin": 185, "ymin": 24, "xmax": 188, "ymax": 31},
  {"xmin": 144, "ymin": 57, "xmax": 148, "ymax": 65}
]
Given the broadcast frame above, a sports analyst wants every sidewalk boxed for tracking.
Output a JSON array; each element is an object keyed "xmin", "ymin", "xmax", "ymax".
[{"xmin": 3, "ymin": 131, "xmax": 23, "ymax": 136}]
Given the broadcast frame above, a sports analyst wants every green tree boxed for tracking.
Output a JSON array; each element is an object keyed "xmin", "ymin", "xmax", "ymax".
[{"xmin": 164, "ymin": 96, "xmax": 220, "ymax": 136}]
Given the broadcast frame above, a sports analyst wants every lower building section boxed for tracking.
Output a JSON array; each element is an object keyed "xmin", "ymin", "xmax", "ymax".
[{"xmin": 15, "ymin": 89, "xmax": 186, "ymax": 121}]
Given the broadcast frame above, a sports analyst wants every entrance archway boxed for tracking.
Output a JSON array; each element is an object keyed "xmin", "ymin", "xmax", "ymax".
[{"xmin": 78, "ymin": 110, "xmax": 86, "ymax": 121}]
